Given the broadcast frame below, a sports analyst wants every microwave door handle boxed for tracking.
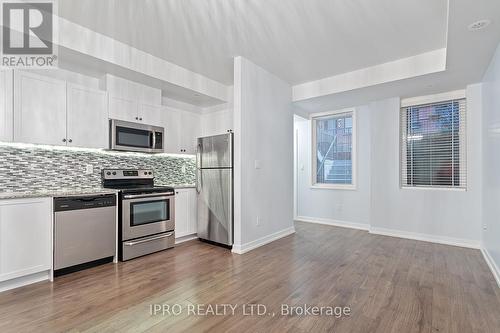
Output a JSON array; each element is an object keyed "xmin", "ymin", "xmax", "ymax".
[{"xmin": 151, "ymin": 132, "xmax": 156, "ymax": 149}]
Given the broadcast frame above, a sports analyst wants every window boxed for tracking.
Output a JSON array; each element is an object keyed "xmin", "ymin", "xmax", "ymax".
[
  {"xmin": 401, "ymin": 98, "xmax": 466, "ymax": 189},
  {"xmin": 311, "ymin": 109, "xmax": 355, "ymax": 188}
]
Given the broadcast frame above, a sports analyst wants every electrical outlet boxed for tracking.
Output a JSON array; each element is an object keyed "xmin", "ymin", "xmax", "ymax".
[
  {"xmin": 85, "ymin": 164, "xmax": 93, "ymax": 175},
  {"xmin": 483, "ymin": 224, "xmax": 488, "ymax": 230},
  {"xmin": 254, "ymin": 160, "xmax": 261, "ymax": 169},
  {"xmin": 256, "ymin": 216, "xmax": 261, "ymax": 226}
]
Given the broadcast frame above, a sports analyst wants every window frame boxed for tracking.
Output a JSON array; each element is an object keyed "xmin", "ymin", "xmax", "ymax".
[
  {"xmin": 399, "ymin": 90, "xmax": 467, "ymax": 191},
  {"xmin": 310, "ymin": 108, "xmax": 357, "ymax": 190}
]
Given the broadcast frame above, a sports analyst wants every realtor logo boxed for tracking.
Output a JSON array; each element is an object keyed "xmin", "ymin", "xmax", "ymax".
[{"xmin": 1, "ymin": 0, "xmax": 58, "ymax": 68}]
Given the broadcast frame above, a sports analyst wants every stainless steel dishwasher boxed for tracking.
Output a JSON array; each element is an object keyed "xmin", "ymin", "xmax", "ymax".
[{"xmin": 54, "ymin": 194, "xmax": 116, "ymax": 276}]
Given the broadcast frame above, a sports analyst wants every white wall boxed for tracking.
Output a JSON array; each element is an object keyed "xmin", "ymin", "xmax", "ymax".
[
  {"xmin": 295, "ymin": 85, "xmax": 483, "ymax": 248},
  {"xmin": 233, "ymin": 56, "xmax": 294, "ymax": 252},
  {"xmin": 295, "ymin": 105, "xmax": 372, "ymax": 229},
  {"xmin": 369, "ymin": 88, "xmax": 482, "ymax": 247},
  {"xmin": 481, "ymin": 43, "xmax": 500, "ymax": 283},
  {"xmin": 58, "ymin": 17, "xmax": 230, "ymax": 102},
  {"xmin": 21, "ymin": 68, "xmax": 101, "ymax": 90},
  {"xmin": 103, "ymin": 74, "xmax": 162, "ymax": 105}
]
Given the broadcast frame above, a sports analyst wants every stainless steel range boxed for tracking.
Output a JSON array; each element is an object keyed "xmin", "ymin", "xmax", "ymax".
[{"xmin": 102, "ymin": 169, "xmax": 175, "ymax": 261}]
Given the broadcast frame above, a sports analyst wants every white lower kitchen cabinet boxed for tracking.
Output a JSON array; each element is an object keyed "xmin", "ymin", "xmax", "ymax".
[
  {"xmin": 174, "ymin": 188, "xmax": 197, "ymax": 238},
  {"xmin": 0, "ymin": 197, "xmax": 52, "ymax": 291}
]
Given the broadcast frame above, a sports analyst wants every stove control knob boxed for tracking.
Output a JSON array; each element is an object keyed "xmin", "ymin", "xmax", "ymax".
[
  {"xmin": 112, "ymin": 172, "xmax": 116, "ymax": 175},
  {"xmin": 106, "ymin": 172, "xmax": 111, "ymax": 176},
  {"xmin": 144, "ymin": 172, "xmax": 147, "ymax": 175},
  {"xmin": 148, "ymin": 172, "xmax": 152, "ymax": 175}
]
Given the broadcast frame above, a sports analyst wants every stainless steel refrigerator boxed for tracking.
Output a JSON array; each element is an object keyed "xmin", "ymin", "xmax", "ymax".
[{"xmin": 196, "ymin": 132, "xmax": 233, "ymax": 246}]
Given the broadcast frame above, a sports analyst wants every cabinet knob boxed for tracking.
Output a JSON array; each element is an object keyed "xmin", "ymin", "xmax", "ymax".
[
  {"xmin": 62, "ymin": 138, "xmax": 67, "ymax": 142},
  {"xmin": 68, "ymin": 139, "xmax": 73, "ymax": 143},
  {"xmin": 139, "ymin": 118, "xmax": 143, "ymax": 121},
  {"xmin": 135, "ymin": 117, "xmax": 139, "ymax": 120}
]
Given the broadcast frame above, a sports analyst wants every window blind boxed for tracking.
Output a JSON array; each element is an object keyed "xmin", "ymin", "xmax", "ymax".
[{"xmin": 400, "ymin": 98, "xmax": 466, "ymax": 188}]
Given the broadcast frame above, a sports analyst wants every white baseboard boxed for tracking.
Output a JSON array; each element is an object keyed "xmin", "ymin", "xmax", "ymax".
[
  {"xmin": 481, "ymin": 247, "xmax": 500, "ymax": 289},
  {"xmin": 0, "ymin": 270, "xmax": 50, "ymax": 293},
  {"xmin": 232, "ymin": 227, "xmax": 296, "ymax": 254},
  {"xmin": 295, "ymin": 216, "xmax": 369, "ymax": 231},
  {"xmin": 369, "ymin": 227, "xmax": 480, "ymax": 249},
  {"xmin": 175, "ymin": 234, "xmax": 198, "ymax": 245}
]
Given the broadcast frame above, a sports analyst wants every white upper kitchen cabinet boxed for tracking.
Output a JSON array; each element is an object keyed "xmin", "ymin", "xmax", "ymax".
[
  {"xmin": 67, "ymin": 84, "xmax": 108, "ymax": 149},
  {"xmin": 161, "ymin": 107, "xmax": 201, "ymax": 154},
  {"xmin": 0, "ymin": 70, "xmax": 13, "ymax": 142},
  {"xmin": 162, "ymin": 107, "xmax": 182, "ymax": 154},
  {"xmin": 108, "ymin": 96, "xmax": 164, "ymax": 126},
  {"xmin": 13, "ymin": 71, "xmax": 67, "ymax": 145},
  {"xmin": 0, "ymin": 197, "xmax": 52, "ymax": 287},
  {"xmin": 139, "ymin": 103, "xmax": 164, "ymax": 126},
  {"xmin": 108, "ymin": 95, "xmax": 139, "ymax": 123},
  {"xmin": 180, "ymin": 111, "xmax": 201, "ymax": 154}
]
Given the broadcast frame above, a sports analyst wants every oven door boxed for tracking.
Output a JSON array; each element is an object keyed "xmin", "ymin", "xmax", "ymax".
[{"xmin": 122, "ymin": 193, "xmax": 175, "ymax": 240}]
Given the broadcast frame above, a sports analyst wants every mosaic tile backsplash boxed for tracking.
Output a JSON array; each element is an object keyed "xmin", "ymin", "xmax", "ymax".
[{"xmin": 0, "ymin": 143, "xmax": 196, "ymax": 193}]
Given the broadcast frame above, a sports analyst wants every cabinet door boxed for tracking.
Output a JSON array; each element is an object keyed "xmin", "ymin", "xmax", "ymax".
[
  {"xmin": 139, "ymin": 103, "xmax": 163, "ymax": 126},
  {"xmin": 0, "ymin": 70, "xmax": 13, "ymax": 142},
  {"xmin": 67, "ymin": 84, "xmax": 108, "ymax": 149},
  {"xmin": 13, "ymin": 71, "xmax": 67, "ymax": 145},
  {"xmin": 187, "ymin": 189, "xmax": 198, "ymax": 235},
  {"xmin": 108, "ymin": 95, "xmax": 138, "ymax": 122},
  {"xmin": 174, "ymin": 189, "xmax": 189, "ymax": 238},
  {"xmin": 180, "ymin": 111, "xmax": 201, "ymax": 154},
  {"xmin": 0, "ymin": 198, "xmax": 52, "ymax": 282},
  {"xmin": 162, "ymin": 107, "xmax": 182, "ymax": 154}
]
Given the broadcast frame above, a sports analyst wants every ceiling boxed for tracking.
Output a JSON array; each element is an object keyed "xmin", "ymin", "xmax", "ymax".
[
  {"xmin": 58, "ymin": 0, "xmax": 448, "ymax": 86},
  {"xmin": 293, "ymin": 0, "xmax": 500, "ymax": 112}
]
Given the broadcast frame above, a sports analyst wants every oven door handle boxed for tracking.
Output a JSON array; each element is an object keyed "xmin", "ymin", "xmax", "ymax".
[
  {"xmin": 123, "ymin": 192, "xmax": 174, "ymax": 199},
  {"xmin": 124, "ymin": 232, "xmax": 174, "ymax": 246}
]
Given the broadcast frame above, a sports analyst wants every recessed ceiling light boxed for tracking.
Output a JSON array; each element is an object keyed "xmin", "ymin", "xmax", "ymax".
[{"xmin": 468, "ymin": 19, "xmax": 491, "ymax": 31}]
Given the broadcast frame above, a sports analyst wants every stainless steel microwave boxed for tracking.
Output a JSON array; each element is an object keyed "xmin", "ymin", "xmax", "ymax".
[{"xmin": 110, "ymin": 119, "xmax": 164, "ymax": 153}]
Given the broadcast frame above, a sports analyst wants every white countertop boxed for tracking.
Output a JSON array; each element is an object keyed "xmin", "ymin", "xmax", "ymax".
[
  {"xmin": 0, "ymin": 188, "xmax": 119, "ymax": 200},
  {"xmin": 0, "ymin": 184, "xmax": 196, "ymax": 199}
]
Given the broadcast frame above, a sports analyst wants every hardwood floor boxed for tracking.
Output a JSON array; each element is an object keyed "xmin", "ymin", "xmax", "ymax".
[{"xmin": 0, "ymin": 222, "xmax": 499, "ymax": 332}]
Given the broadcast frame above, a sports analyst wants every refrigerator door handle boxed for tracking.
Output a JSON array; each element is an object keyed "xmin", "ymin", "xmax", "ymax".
[
  {"xmin": 196, "ymin": 142, "xmax": 202, "ymax": 169},
  {"xmin": 196, "ymin": 169, "xmax": 202, "ymax": 194}
]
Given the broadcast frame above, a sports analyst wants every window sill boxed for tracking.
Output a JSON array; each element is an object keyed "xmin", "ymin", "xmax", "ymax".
[
  {"xmin": 400, "ymin": 186, "xmax": 467, "ymax": 192},
  {"xmin": 310, "ymin": 184, "xmax": 357, "ymax": 191}
]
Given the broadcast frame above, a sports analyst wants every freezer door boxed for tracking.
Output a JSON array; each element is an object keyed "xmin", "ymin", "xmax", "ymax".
[
  {"xmin": 197, "ymin": 168, "xmax": 233, "ymax": 245},
  {"xmin": 197, "ymin": 133, "xmax": 232, "ymax": 168}
]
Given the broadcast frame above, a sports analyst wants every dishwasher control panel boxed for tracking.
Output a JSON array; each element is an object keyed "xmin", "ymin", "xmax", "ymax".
[{"xmin": 54, "ymin": 194, "xmax": 116, "ymax": 212}]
